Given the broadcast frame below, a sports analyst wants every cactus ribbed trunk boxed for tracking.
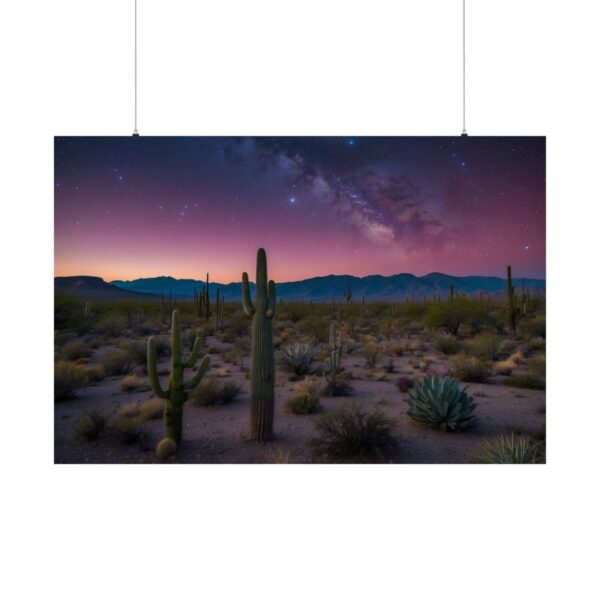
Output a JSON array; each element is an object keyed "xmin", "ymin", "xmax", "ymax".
[
  {"xmin": 242, "ymin": 248, "xmax": 277, "ymax": 442},
  {"xmin": 507, "ymin": 265, "xmax": 516, "ymax": 337},
  {"xmin": 250, "ymin": 311, "xmax": 275, "ymax": 441}
]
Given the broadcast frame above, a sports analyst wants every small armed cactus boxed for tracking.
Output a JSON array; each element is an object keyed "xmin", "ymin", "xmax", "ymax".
[
  {"xmin": 147, "ymin": 309, "xmax": 210, "ymax": 444},
  {"xmin": 242, "ymin": 248, "xmax": 276, "ymax": 442}
]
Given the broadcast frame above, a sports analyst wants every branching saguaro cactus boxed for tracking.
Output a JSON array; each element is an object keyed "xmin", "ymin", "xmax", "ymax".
[
  {"xmin": 147, "ymin": 309, "xmax": 210, "ymax": 444},
  {"xmin": 507, "ymin": 265, "xmax": 516, "ymax": 337},
  {"xmin": 242, "ymin": 248, "xmax": 276, "ymax": 442}
]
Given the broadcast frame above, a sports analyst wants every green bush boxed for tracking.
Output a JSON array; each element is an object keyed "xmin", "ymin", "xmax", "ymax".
[
  {"xmin": 425, "ymin": 301, "xmax": 471, "ymax": 336},
  {"xmin": 312, "ymin": 405, "xmax": 397, "ymax": 462},
  {"xmin": 96, "ymin": 314, "xmax": 128, "ymax": 336},
  {"xmin": 435, "ymin": 334, "xmax": 463, "ymax": 355},
  {"xmin": 466, "ymin": 332, "xmax": 501, "ymax": 360},
  {"xmin": 405, "ymin": 375, "xmax": 477, "ymax": 431},
  {"xmin": 470, "ymin": 434, "xmax": 544, "ymax": 464}
]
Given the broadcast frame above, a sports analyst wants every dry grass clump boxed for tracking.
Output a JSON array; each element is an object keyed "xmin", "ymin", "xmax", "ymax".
[
  {"xmin": 120, "ymin": 373, "xmax": 150, "ymax": 392},
  {"xmin": 265, "ymin": 448, "xmax": 292, "ymax": 463},
  {"xmin": 466, "ymin": 332, "xmax": 501, "ymax": 360},
  {"xmin": 55, "ymin": 361, "xmax": 105, "ymax": 400},
  {"xmin": 139, "ymin": 398, "xmax": 165, "ymax": 421},
  {"xmin": 108, "ymin": 416, "xmax": 146, "ymax": 445},
  {"xmin": 100, "ymin": 349, "xmax": 132, "ymax": 376},
  {"xmin": 504, "ymin": 374, "xmax": 545, "ymax": 390},
  {"xmin": 285, "ymin": 376, "xmax": 325, "ymax": 414},
  {"xmin": 62, "ymin": 340, "xmax": 92, "ymax": 361},
  {"xmin": 363, "ymin": 343, "xmax": 379, "ymax": 369},
  {"xmin": 312, "ymin": 405, "xmax": 397, "ymax": 463},
  {"xmin": 494, "ymin": 357, "xmax": 517, "ymax": 375},
  {"xmin": 189, "ymin": 377, "xmax": 242, "ymax": 407},
  {"xmin": 72, "ymin": 410, "xmax": 107, "ymax": 442},
  {"xmin": 451, "ymin": 355, "xmax": 491, "ymax": 383}
]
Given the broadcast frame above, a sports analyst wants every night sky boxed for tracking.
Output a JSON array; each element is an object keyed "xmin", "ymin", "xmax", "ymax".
[{"xmin": 54, "ymin": 136, "xmax": 545, "ymax": 283}]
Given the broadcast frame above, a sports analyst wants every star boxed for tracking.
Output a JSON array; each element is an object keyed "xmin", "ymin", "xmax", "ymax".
[{"xmin": 289, "ymin": 196, "xmax": 296, "ymax": 204}]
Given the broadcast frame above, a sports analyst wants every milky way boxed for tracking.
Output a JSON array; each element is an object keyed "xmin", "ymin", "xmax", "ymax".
[{"xmin": 54, "ymin": 136, "xmax": 545, "ymax": 282}]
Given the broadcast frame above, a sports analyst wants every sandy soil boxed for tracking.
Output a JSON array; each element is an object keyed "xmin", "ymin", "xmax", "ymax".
[{"xmin": 54, "ymin": 335, "xmax": 545, "ymax": 464}]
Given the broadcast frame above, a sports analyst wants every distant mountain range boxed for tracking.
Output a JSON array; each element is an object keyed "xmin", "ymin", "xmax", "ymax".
[
  {"xmin": 100, "ymin": 272, "xmax": 544, "ymax": 302},
  {"xmin": 55, "ymin": 273, "xmax": 545, "ymax": 302}
]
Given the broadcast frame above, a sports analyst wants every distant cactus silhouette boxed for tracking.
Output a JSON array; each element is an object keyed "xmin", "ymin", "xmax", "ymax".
[
  {"xmin": 507, "ymin": 265, "xmax": 516, "ymax": 337},
  {"xmin": 147, "ymin": 309, "xmax": 210, "ymax": 443},
  {"xmin": 242, "ymin": 248, "xmax": 277, "ymax": 441}
]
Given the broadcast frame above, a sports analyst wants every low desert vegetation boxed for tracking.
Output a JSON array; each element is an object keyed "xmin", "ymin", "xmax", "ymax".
[
  {"xmin": 434, "ymin": 333, "xmax": 463, "ymax": 355},
  {"xmin": 285, "ymin": 377, "xmax": 325, "ymax": 414},
  {"xmin": 100, "ymin": 349, "xmax": 132, "ymax": 376},
  {"xmin": 72, "ymin": 410, "xmax": 107, "ymax": 442},
  {"xmin": 311, "ymin": 404, "xmax": 397, "ymax": 463},
  {"xmin": 279, "ymin": 342, "xmax": 320, "ymax": 376},
  {"xmin": 189, "ymin": 377, "xmax": 242, "ymax": 407},
  {"xmin": 451, "ymin": 355, "xmax": 491, "ymax": 383},
  {"xmin": 120, "ymin": 374, "xmax": 150, "ymax": 392},
  {"xmin": 470, "ymin": 433, "xmax": 545, "ymax": 464}
]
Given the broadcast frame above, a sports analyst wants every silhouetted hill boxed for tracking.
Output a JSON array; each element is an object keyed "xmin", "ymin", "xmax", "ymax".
[
  {"xmin": 55, "ymin": 276, "xmax": 158, "ymax": 301},
  {"xmin": 111, "ymin": 272, "xmax": 545, "ymax": 302}
]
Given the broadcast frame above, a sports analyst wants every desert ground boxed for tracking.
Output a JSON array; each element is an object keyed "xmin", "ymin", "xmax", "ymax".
[{"xmin": 54, "ymin": 294, "xmax": 546, "ymax": 464}]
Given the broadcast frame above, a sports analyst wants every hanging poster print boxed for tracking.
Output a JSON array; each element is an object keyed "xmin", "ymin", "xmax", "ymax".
[{"xmin": 54, "ymin": 136, "xmax": 545, "ymax": 463}]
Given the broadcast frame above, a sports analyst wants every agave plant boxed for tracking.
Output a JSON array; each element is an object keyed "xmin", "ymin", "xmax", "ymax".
[
  {"xmin": 472, "ymin": 434, "xmax": 545, "ymax": 464},
  {"xmin": 405, "ymin": 375, "xmax": 477, "ymax": 431},
  {"xmin": 279, "ymin": 342, "xmax": 320, "ymax": 376}
]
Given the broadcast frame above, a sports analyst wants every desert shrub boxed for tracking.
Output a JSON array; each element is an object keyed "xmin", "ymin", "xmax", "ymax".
[
  {"xmin": 520, "ymin": 315, "xmax": 546, "ymax": 340},
  {"xmin": 100, "ymin": 349, "xmax": 132, "ymax": 376},
  {"xmin": 312, "ymin": 405, "xmax": 397, "ymax": 462},
  {"xmin": 425, "ymin": 301, "xmax": 471, "ymax": 336},
  {"xmin": 108, "ymin": 416, "xmax": 146, "ymax": 445},
  {"xmin": 396, "ymin": 375, "xmax": 414, "ymax": 393},
  {"xmin": 55, "ymin": 361, "xmax": 88, "ymax": 401},
  {"xmin": 97, "ymin": 314, "xmax": 128, "ymax": 336},
  {"xmin": 62, "ymin": 340, "xmax": 92, "ymax": 361},
  {"xmin": 529, "ymin": 336, "xmax": 546, "ymax": 351},
  {"xmin": 529, "ymin": 353, "xmax": 546, "ymax": 378},
  {"xmin": 120, "ymin": 401, "xmax": 141, "ymax": 418},
  {"xmin": 363, "ymin": 343, "xmax": 379, "ymax": 369},
  {"xmin": 189, "ymin": 377, "xmax": 242, "ymax": 407},
  {"xmin": 285, "ymin": 377, "xmax": 325, "ymax": 414},
  {"xmin": 297, "ymin": 316, "xmax": 330, "ymax": 343},
  {"xmin": 451, "ymin": 355, "xmax": 491, "ymax": 383},
  {"xmin": 85, "ymin": 365, "xmax": 106, "ymax": 383},
  {"xmin": 279, "ymin": 342, "xmax": 320, "ymax": 376},
  {"xmin": 389, "ymin": 342, "xmax": 406, "ymax": 356},
  {"xmin": 156, "ymin": 437, "xmax": 177, "ymax": 461},
  {"xmin": 139, "ymin": 398, "xmax": 165, "ymax": 421},
  {"xmin": 124, "ymin": 340, "xmax": 148, "ymax": 367},
  {"xmin": 120, "ymin": 374, "xmax": 150, "ymax": 392},
  {"xmin": 504, "ymin": 374, "xmax": 545, "ymax": 390},
  {"xmin": 470, "ymin": 434, "xmax": 544, "ymax": 464},
  {"xmin": 466, "ymin": 332, "xmax": 501, "ymax": 360},
  {"xmin": 435, "ymin": 333, "xmax": 463, "ymax": 355},
  {"xmin": 405, "ymin": 375, "xmax": 477, "ymax": 431},
  {"xmin": 72, "ymin": 410, "xmax": 107, "ymax": 442},
  {"xmin": 465, "ymin": 304, "xmax": 499, "ymax": 334}
]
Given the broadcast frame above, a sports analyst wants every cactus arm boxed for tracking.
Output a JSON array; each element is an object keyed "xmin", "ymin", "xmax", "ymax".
[
  {"xmin": 185, "ymin": 333, "xmax": 202, "ymax": 368},
  {"xmin": 242, "ymin": 272, "xmax": 255, "ymax": 316},
  {"xmin": 184, "ymin": 355, "xmax": 210, "ymax": 391},
  {"xmin": 147, "ymin": 337, "xmax": 169, "ymax": 400},
  {"xmin": 265, "ymin": 280, "xmax": 276, "ymax": 319}
]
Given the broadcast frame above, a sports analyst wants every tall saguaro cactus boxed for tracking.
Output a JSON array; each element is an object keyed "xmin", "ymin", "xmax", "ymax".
[
  {"xmin": 242, "ymin": 248, "xmax": 277, "ymax": 442},
  {"xmin": 147, "ymin": 310, "xmax": 210, "ymax": 444}
]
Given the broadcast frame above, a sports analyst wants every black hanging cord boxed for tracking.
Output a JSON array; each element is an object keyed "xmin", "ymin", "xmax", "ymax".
[
  {"xmin": 461, "ymin": 0, "xmax": 468, "ymax": 136},
  {"xmin": 132, "ymin": 0, "xmax": 139, "ymax": 136}
]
